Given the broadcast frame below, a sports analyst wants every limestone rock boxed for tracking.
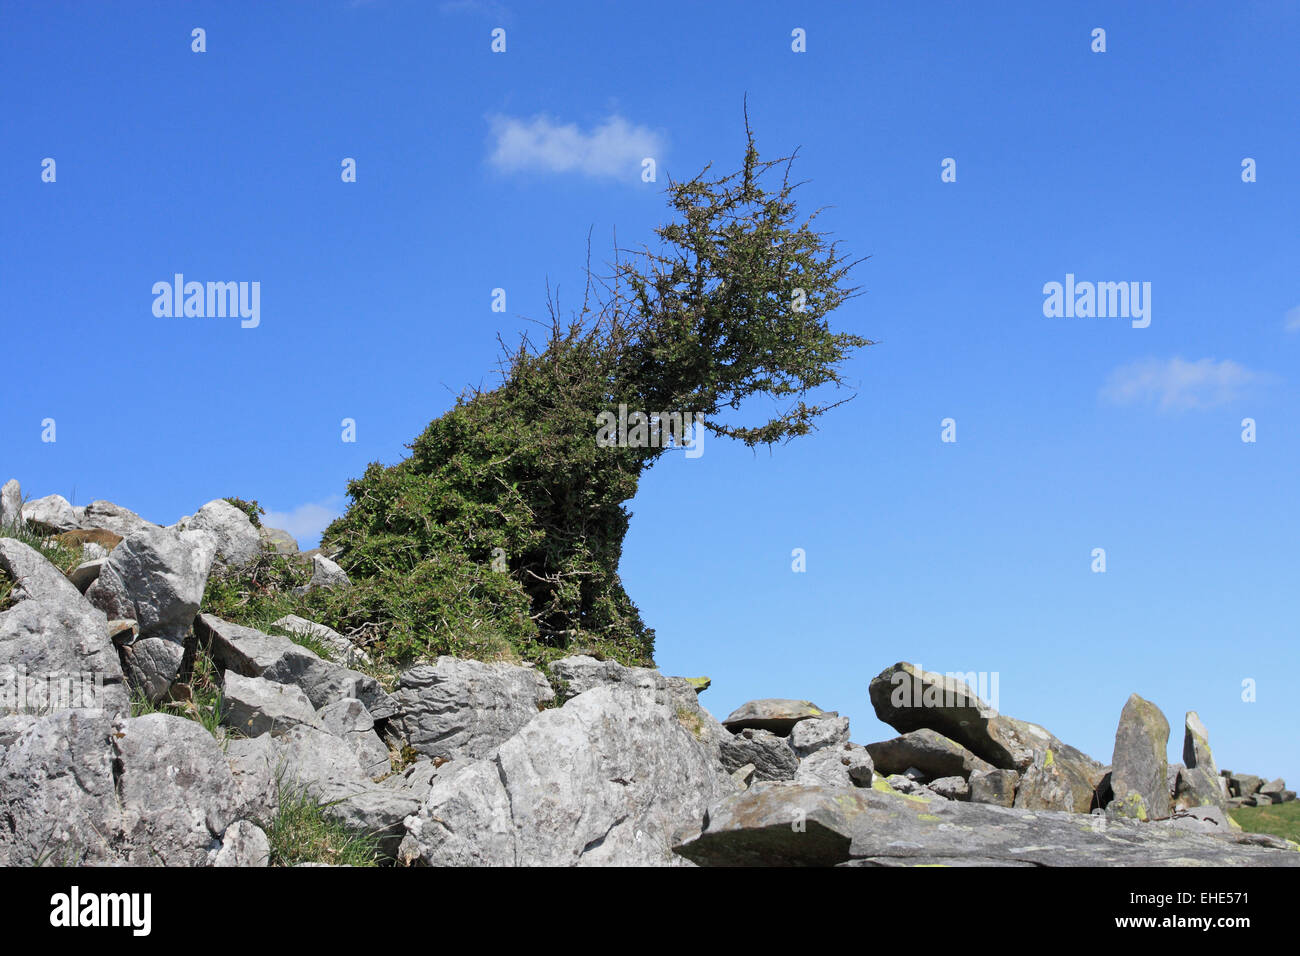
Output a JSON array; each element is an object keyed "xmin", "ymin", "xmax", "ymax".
[
  {"xmin": 198, "ymin": 614, "xmax": 295, "ymax": 676},
  {"xmin": 221, "ymin": 671, "xmax": 318, "ymax": 737},
  {"xmin": 20, "ymin": 494, "xmax": 80, "ymax": 532},
  {"xmin": 866, "ymin": 728, "xmax": 994, "ymax": 780},
  {"xmin": 675, "ymin": 782, "xmax": 1300, "ymax": 867},
  {"xmin": 788, "ymin": 714, "xmax": 851, "ymax": 757},
  {"xmin": 722, "ymin": 698, "xmax": 832, "ymax": 736},
  {"xmin": 399, "ymin": 683, "xmax": 735, "ymax": 866},
  {"xmin": 0, "ymin": 480, "xmax": 22, "ymax": 529},
  {"xmin": 0, "ymin": 538, "xmax": 129, "ymax": 716},
  {"xmin": 1108, "ymin": 693, "xmax": 1171, "ymax": 821},
  {"xmin": 968, "ymin": 768, "xmax": 1019, "ymax": 807},
  {"xmin": 273, "ymin": 614, "xmax": 368, "ymax": 667},
  {"xmin": 720, "ymin": 727, "xmax": 800, "ymax": 782},
  {"xmin": 0, "ymin": 711, "xmax": 240, "ymax": 866},
  {"xmin": 1176, "ymin": 711, "xmax": 1226, "ymax": 811},
  {"xmin": 212, "ymin": 820, "xmax": 270, "ymax": 867},
  {"xmin": 794, "ymin": 741, "xmax": 875, "ymax": 788},
  {"xmin": 315, "ymin": 697, "xmax": 391, "ymax": 779},
  {"xmin": 177, "ymin": 499, "xmax": 260, "ymax": 569},
  {"xmin": 394, "ymin": 656, "xmax": 554, "ymax": 761},
  {"xmin": 85, "ymin": 526, "xmax": 217, "ymax": 699},
  {"xmin": 261, "ymin": 646, "xmax": 398, "ymax": 721},
  {"xmin": 258, "ymin": 526, "xmax": 299, "ymax": 554},
  {"xmin": 80, "ymin": 500, "xmax": 157, "ymax": 539},
  {"xmin": 308, "ymin": 553, "xmax": 350, "ymax": 590}
]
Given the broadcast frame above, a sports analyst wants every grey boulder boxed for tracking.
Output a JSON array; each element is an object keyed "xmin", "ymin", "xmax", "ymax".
[
  {"xmin": 0, "ymin": 480, "xmax": 21, "ymax": 529},
  {"xmin": 394, "ymin": 656, "xmax": 554, "ymax": 761},
  {"xmin": 787, "ymin": 714, "xmax": 851, "ymax": 757},
  {"xmin": 20, "ymin": 494, "xmax": 80, "ymax": 532},
  {"xmin": 85, "ymin": 526, "xmax": 217, "ymax": 699},
  {"xmin": 221, "ymin": 670, "xmax": 318, "ymax": 737},
  {"xmin": 314, "ymin": 697, "xmax": 391, "ymax": 778},
  {"xmin": 968, "ymin": 768, "xmax": 1020, "ymax": 807},
  {"xmin": 80, "ymin": 500, "xmax": 157, "ymax": 538},
  {"xmin": 176, "ymin": 499, "xmax": 260, "ymax": 569},
  {"xmin": 1175, "ymin": 711, "xmax": 1226, "ymax": 811},
  {"xmin": 720, "ymin": 727, "xmax": 800, "ymax": 782},
  {"xmin": 0, "ymin": 538, "xmax": 129, "ymax": 716},
  {"xmin": 0, "ymin": 711, "xmax": 240, "ymax": 866},
  {"xmin": 1108, "ymin": 693, "xmax": 1171, "ymax": 821},
  {"xmin": 722, "ymin": 698, "xmax": 833, "ymax": 736},
  {"xmin": 398, "ymin": 683, "xmax": 735, "ymax": 866},
  {"xmin": 794, "ymin": 741, "xmax": 875, "ymax": 788},
  {"xmin": 865, "ymin": 728, "xmax": 994, "ymax": 780}
]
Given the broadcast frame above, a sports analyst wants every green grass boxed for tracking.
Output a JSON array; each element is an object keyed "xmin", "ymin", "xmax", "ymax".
[
  {"xmin": 130, "ymin": 644, "xmax": 225, "ymax": 737},
  {"xmin": 1229, "ymin": 800, "xmax": 1300, "ymax": 843},
  {"xmin": 1, "ymin": 516, "xmax": 84, "ymax": 612},
  {"xmin": 266, "ymin": 783, "xmax": 384, "ymax": 867}
]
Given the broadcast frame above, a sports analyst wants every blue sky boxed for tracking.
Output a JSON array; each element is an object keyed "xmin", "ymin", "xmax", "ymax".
[{"xmin": 2, "ymin": 1, "xmax": 1297, "ymax": 785}]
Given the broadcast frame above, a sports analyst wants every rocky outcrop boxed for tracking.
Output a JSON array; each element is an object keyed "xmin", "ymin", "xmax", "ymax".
[
  {"xmin": 0, "ymin": 710, "xmax": 246, "ymax": 866},
  {"xmin": 85, "ymin": 526, "xmax": 217, "ymax": 700},
  {"xmin": 399, "ymin": 683, "xmax": 735, "ymax": 866}
]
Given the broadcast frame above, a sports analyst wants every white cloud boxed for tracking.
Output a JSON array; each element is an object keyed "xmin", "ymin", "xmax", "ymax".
[
  {"xmin": 262, "ymin": 497, "xmax": 345, "ymax": 550},
  {"xmin": 1101, "ymin": 357, "xmax": 1265, "ymax": 412},
  {"xmin": 487, "ymin": 113, "xmax": 664, "ymax": 180},
  {"xmin": 1285, "ymin": 304, "xmax": 1300, "ymax": 332}
]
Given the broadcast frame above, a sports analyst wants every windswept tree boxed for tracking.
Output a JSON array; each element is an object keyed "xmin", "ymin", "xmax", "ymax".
[{"xmin": 317, "ymin": 124, "xmax": 872, "ymax": 666}]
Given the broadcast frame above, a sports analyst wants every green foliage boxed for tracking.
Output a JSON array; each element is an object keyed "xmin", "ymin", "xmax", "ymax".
[
  {"xmin": 320, "ymin": 126, "xmax": 869, "ymax": 669},
  {"xmin": 201, "ymin": 549, "xmax": 313, "ymax": 634},
  {"xmin": 1229, "ymin": 801, "xmax": 1300, "ymax": 843},
  {"xmin": 223, "ymin": 496, "xmax": 265, "ymax": 528},
  {"xmin": 0, "ymin": 517, "xmax": 82, "ymax": 576},
  {"xmin": 266, "ymin": 783, "xmax": 384, "ymax": 867}
]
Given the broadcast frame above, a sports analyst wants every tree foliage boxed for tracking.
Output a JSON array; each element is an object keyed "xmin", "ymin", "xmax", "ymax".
[{"xmin": 320, "ymin": 125, "xmax": 872, "ymax": 667}]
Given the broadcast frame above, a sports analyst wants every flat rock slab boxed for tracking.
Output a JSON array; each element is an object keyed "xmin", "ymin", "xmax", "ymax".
[
  {"xmin": 866, "ymin": 728, "xmax": 994, "ymax": 780},
  {"xmin": 722, "ymin": 698, "xmax": 833, "ymax": 736},
  {"xmin": 675, "ymin": 782, "xmax": 1300, "ymax": 867}
]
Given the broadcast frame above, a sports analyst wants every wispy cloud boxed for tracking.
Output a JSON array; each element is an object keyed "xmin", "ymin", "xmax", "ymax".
[
  {"xmin": 262, "ymin": 496, "xmax": 345, "ymax": 549},
  {"xmin": 487, "ymin": 113, "xmax": 664, "ymax": 180},
  {"xmin": 1284, "ymin": 304, "xmax": 1300, "ymax": 332},
  {"xmin": 1101, "ymin": 357, "xmax": 1266, "ymax": 412}
]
